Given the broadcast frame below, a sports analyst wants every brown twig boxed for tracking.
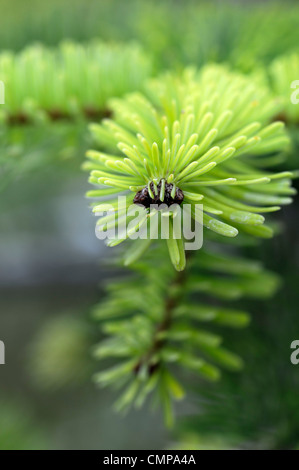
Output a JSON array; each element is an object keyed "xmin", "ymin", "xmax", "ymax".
[{"xmin": 134, "ymin": 266, "xmax": 187, "ymax": 375}]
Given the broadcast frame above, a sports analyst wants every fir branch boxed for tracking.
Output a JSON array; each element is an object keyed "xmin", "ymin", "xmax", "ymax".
[
  {"xmin": 270, "ymin": 52, "xmax": 299, "ymax": 125},
  {"xmin": 85, "ymin": 64, "xmax": 295, "ymax": 426}
]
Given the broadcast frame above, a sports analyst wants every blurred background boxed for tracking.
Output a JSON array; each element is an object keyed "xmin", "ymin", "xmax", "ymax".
[{"xmin": 0, "ymin": 0, "xmax": 299, "ymax": 450}]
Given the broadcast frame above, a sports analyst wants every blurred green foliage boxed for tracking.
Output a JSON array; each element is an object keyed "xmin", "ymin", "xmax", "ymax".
[
  {"xmin": 28, "ymin": 315, "xmax": 94, "ymax": 391},
  {"xmin": 0, "ymin": 41, "xmax": 152, "ymax": 121},
  {"xmin": 0, "ymin": 0, "xmax": 299, "ymax": 450}
]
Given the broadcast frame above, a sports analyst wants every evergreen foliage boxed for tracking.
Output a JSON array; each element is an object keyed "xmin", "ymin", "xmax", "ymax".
[{"xmin": 85, "ymin": 65, "xmax": 294, "ymax": 270}]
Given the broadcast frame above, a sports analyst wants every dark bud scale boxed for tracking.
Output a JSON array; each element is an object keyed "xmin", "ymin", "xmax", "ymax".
[{"xmin": 133, "ymin": 181, "xmax": 184, "ymax": 208}]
